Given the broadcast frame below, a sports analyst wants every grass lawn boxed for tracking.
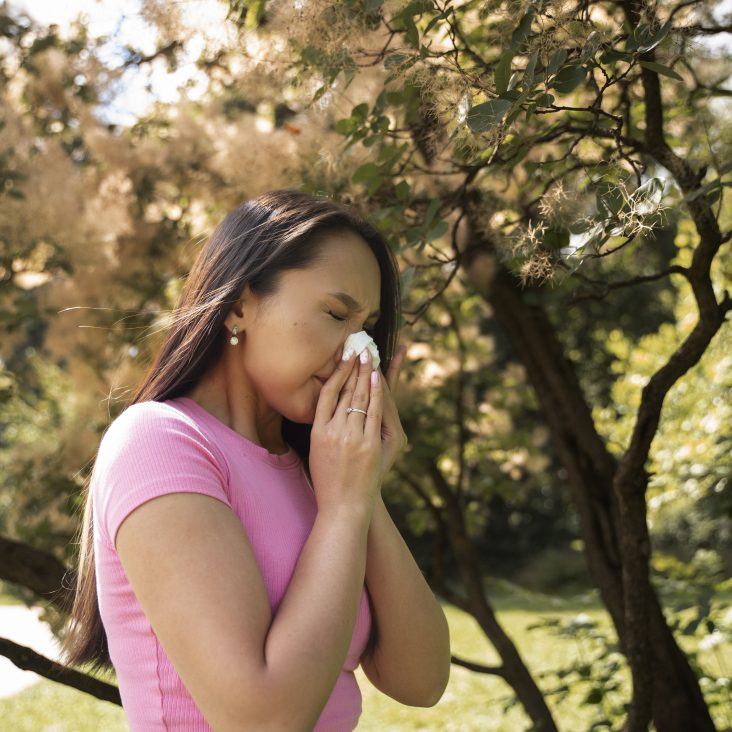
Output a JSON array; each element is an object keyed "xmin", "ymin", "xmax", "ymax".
[{"xmin": 1, "ymin": 581, "xmax": 729, "ymax": 731}]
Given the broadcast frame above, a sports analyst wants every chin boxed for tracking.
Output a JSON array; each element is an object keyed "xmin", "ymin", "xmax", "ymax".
[
  {"xmin": 287, "ymin": 411, "xmax": 315, "ymax": 426},
  {"xmin": 280, "ymin": 388, "xmax": 319, "ymax": 426}
]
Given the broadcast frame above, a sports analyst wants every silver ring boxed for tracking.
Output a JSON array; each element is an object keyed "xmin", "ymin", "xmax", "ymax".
[{"xmin": 346, "ymin": 407, "xmax": 368, "ymax": 416}]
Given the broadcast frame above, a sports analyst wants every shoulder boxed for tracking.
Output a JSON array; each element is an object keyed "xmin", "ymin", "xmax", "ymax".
[
  {"xmin": 93, "ymin": 400, "xmax": 232, "ymax": 548},
  {"xmin": 102, "ymin": 399, "xmax": 207, "ymax": 445},
  {"xmin": 97, "ymin": 400, "xmax": 228, "ymax": 479}
]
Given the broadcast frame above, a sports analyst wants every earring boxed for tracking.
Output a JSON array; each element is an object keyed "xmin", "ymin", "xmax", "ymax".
[{"xmin": 229, "ymin": 325, "xmax": 239, "ymax": 346}]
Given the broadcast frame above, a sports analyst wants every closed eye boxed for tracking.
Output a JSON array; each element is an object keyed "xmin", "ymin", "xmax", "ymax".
[{"xmin": 329, "ymin": 311, "xmax": 375, "ymax": 336}]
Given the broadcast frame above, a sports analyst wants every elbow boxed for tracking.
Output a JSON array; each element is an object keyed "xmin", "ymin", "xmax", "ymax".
[
  {"xmin": 422, "ymin": 666, "xmax": 451, "ymax": 707},
  {"xmin": 423, "ymin": 634, "xmax": 452, "ymax": 707},
  {"xmin": 424, "ymin": 618, "xmax": 451, "ymax": 707},
  {"xmin": 406, "ymin": 658, "xmax": 451, "ymax": 708}
]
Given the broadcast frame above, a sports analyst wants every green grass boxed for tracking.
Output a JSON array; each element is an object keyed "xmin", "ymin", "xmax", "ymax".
[
  {"xmin": 0, "ymin": 680, "xmax": 129, "ymax": 732},
  {"xmin": 1, "ymin": 584, "xmax": 730, "ymax": 731}
]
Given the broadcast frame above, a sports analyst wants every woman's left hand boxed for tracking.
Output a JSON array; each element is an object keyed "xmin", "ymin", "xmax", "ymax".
[{"xmin": 376, "ymin": 344, "xmax": 409, "ymax": 483}]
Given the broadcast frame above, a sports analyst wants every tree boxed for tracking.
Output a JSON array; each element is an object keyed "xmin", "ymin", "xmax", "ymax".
[
  {"xmin": 1, "ymin": 0, "xmax": 730, "ymax": 729},
  {"xmin": 221, "ymin": 0, "xmax": 730, "ymax": 728}
]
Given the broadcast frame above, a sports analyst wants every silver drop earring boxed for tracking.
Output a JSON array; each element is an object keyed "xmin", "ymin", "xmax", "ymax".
[{"xmin": 229, "ymin": 324, "xmax": 239, "ymax": 346}]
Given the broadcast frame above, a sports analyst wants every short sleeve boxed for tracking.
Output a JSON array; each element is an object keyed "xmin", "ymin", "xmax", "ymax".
[{"xmin": 92, "ymin": 401, "xmax": 232, "ymax": 550}]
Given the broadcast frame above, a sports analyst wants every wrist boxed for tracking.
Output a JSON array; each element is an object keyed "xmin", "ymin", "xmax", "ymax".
[{"xmin": 317, "ymin": 496, "xmax": 376, "ymax": 522}]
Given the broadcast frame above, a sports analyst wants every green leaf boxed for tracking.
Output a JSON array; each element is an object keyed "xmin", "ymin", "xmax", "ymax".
[
  {"xmin": 600, "ymin": 48, "xmax": 633, "ymax": 63},
  {"xmin": 535, "ymin": 92, "xmax": 554, "ymax": 107},
  {"xmin": 343, "ymin": 63, "xmax": 357, "ymax": 88},
  {"xmin": 244, "ymin": 0, "xmax": 266, "ymax": 30},
  {"xmin": 511, "ymin": 11, "xmax": 534, "ymax": 52},
  {"xmin": 352, "ymin": 102, "xmax": 370, "ymax": 121},
  {"xmin": 366, "ymin": 175, "xmax": 383, "ymax": 196},
  {"xmin": 334, "ymin": 118, "xmax": 354, "ymax": 135},
  {"xmin": 504, "ymin": 102, "xmax": 524, "ymax": 126},
  {"xmin": 394, "ymin": 0, "xmax": 434, "ymax": 19},
  {"xmin": 706, "ymin": 186, "xmax": 722, "ymax": 205},
  {"xmin": 500, "ymin": 89, "xmax": 522, "ymax": 102},
  {"xmin": 505, "ymin": 142, "xmax": 528, "ymax": 164},
  {"xmin": 573, "ymin": 221, "xmax": 607, "ymax": 253},
  {"xmin": 426, "ymin": 220, "xmax": 449, "ymax": 241},
  {"xmin": 638, "ymin": 20, "xmax": 672, "ymax": 53},
  {"xmin": 424, "ymin": 197, "xmax": 440, "ymax": 227},
  {"xmin": 547, "ymin": 48, "xmax": 567, "ymax": 76},
  {"xmin": 543, "ymin": 228, "xmax": 569, "ymax": 250},
  {"xmin": 523, "ymin": 50, "xmax": 539, "ymax": 88},
  {"xmin": 550, "ymin": 64, "xmax": 586, "ymax": 94},
  {"xmin": 405, "ymin": 226, "xmax": 422, "ymax": 245},
  {"xmin": 495, "ymin": 51, "xmax": 513, "ymax": 95},
  {"xmin": 352, "ymin": 162, "xmax": 381, "ymax": 184},
  {"xmin": 627, "ymin": 21, "xmax": 671, "ymax": 53},
  {"xmin": 384, "ymin": 53, "xmax": 416, "ymax": 70},
  {"xmin": 567, "ymin": 218, "xmax": 593, "ymax": 234},
  {"xmin": 596, "ymin": 182, "xmax": 625, "ymax": 216},
  {"xmin": 639, "ymin": 60, "xmax": 683, "ymax": 81},
  {"xmin": 629, "ymin": 176, "xmax": 664, "ymax": 214},
  {"xmin": 466, "ymin": 98, "xmax": 513, "ymax": 132},
  {"xmin": 371, "ymin": 114, "xmax": 390, "ymax": 133},
  {"xmin": 404, "ymin": 20, "xmax": 419, "ymax": 49},
  {"xmin": 579, "ymin": 31, "xmax": 602, "ymax": 63},
  {"xmin": 424, "ymin": 9, "xmax": 450, "ymax": 34},
  {"xmin": 378, "ymin": 141, "xmax": 408, "ymax": 168},
  {"xmin": 395, "ymin": 180, "xmax": 410, "ymax": 201},
  {"xmin": 301, "ymin": 45, "xmax": 325, "ymax": 67}
]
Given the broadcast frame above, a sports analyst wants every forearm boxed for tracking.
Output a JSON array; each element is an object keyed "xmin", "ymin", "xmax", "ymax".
[
  {"xmin": 263, "ymin": 501, "xmax": 374, "ymax": 730},
  {"xmin": 363, "ymin": 494, "xmax": 451, "ymax": 706}
]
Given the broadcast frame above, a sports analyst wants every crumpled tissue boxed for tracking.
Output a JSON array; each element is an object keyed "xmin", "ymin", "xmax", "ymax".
[{"xmin": 344, "ymin": 330, "xmax": 380, "ymax": 370}]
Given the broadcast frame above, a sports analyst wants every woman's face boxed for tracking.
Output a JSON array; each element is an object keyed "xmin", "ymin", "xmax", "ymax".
[{"xmin": 230, "ymin": 228, "xmax": 382, "ymax": 425}]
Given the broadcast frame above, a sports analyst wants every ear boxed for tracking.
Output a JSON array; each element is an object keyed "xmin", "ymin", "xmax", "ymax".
[{"xmin": 224, "ymin": 288, "xmax": 250, "ymax": 330}]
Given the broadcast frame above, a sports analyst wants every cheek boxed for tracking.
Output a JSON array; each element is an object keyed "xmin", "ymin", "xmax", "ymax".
[
  {"xmin": 284, "ymin": 320, "xmax": 329, "ymax": 367},
  {"xmin": 294, "ymin": 318, "xmax": 335, "ymax": 346}
]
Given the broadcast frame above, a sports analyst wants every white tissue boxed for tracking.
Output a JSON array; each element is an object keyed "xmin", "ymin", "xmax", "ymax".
[{"xmin": 344, "ymin": 330, "xmax": 380, "ymax": 370}]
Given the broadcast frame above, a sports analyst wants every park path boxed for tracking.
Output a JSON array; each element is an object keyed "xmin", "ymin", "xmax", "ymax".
[{"xmin": 0, "ymin": 604, "xmax": 63, "ymax": 698}]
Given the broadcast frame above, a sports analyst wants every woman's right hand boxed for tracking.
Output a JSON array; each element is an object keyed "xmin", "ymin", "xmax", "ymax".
[{"xmin": 309, "ymin": 348, "xmax": 383, "ymax": 515}]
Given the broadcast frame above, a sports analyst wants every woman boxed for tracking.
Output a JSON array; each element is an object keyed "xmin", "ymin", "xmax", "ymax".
[{"xmin": 59, "ymin": 189, "xmax": 451, "ymax": 731}]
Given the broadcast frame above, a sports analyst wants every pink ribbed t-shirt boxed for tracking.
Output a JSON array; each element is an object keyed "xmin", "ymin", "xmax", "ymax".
[{"xmin": 92, "ymin": 396, "xmax": 373, "ymax": 731}]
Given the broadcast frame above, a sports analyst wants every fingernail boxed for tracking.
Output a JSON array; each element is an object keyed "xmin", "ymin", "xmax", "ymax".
[
  {"xmin": 371, "ymin": 369, "xmax": 379, "ymax": 385},
  {"xmin": 342, "ymin": 347, "xmax": 354, "ymax": 361}
]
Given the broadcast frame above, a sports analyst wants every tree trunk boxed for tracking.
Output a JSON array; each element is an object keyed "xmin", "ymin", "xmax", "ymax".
[
  {"xmin": 0, "ymin": 535, "xmax": 72, "ymax": 613},
  {"xmin": 460, "ymin": 255, "xmax": 716, "ymax": 730},
  {"xmin": 430, "ymin": 463, "xmax": 559, "ymax": 732}
]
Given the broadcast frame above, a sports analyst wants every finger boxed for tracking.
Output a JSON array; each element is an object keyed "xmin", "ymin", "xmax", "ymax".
[
  {"xmin": 387, "ymin": 346, "xmax": 407, "ymax": 393},
  {"xmin": 365, "ymin": 359, "xmax": 383, "ymax": 441},
  {"xmin": 334, "ymin": 349, "xmax": 361, "ymax": 421},
  {"xmin": 314, "ymin": 350, "xmax": 357, "ymax": 425},
  {"xmin": 345, "ymin": 349, "xmax": 373, "ymax": 432}
]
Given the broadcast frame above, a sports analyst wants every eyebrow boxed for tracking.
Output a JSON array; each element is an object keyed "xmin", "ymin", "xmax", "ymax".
[{"xmin": 328, "ymin": 291, "xmax": 381, "ymax": 320}]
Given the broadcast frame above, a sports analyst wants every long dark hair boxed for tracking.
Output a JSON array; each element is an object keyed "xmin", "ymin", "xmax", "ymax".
[{"xmin": 58, "ymin": 189, "xmax": 402, "ymax": 671}]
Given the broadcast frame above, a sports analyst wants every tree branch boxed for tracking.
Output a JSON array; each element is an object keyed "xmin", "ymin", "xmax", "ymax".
[
  {"xmin": 0, "ymin": 535, "xmax": 72, "ymax": 614},
  {"xmin": 614, "ymin": 3, "xmax": 727, "ymax": 728},
  {"xmin": 451, "ymin": 654, "xmax": 507, "ymax": 677},
  {"xmin": 121, "ymin": 40, "xmax": 182, "ymax": 70},
  {"xmin": 566, "ymin": 265, "xmax": 690, "ymax": 304},
  {"xmin": 0, "ymin": 637, "xmax": 121, "ymax": 704},
  {"xmin": 683, "ymin": 23, "xmax": 732, "ymax": 34}
]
